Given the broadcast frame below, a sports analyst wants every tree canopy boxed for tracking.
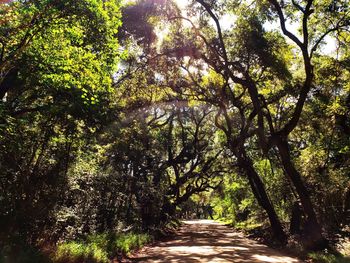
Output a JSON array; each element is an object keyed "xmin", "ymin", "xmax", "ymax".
[{"xmin": 0, "ymin": 0, "xmax": 350, "ymax": 262}]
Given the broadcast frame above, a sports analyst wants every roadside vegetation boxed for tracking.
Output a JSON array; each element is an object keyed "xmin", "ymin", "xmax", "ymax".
[{"xmin": 54, "ymin": 232, "xmax": 152, "ymax": 263}]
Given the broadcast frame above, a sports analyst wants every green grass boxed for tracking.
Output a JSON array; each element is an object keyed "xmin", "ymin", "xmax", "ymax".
[
  {"xmin": 54, "ymin": 232, "xmax": 152, "ymax": 263},
  {"xmin": 114, "ymin": 232, "xmax": 152, "ymax": 254},
  {"xmin": 233, "ymin": 216, "xmax": 263, "ymax": 231},
  {"xmin": 235, "ymin": 221, "xmax": 263, "ymax": 231},
  {"xmin": 216, "ymin": 217, "xmax": 234, "ymax": 225},
  {"xmin": 308, "ymin": 251, "xmax": 350, "ymax": 263},
  {"xmin": 216, "ymin": 215, "xmax": 263, "ymax": 231}
]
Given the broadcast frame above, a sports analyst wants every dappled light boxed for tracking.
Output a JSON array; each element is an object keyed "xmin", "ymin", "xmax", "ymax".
[
  {"xmin": 252, "ymin": 255, "xmax": 299, "ymax": 263},
  {"xmin": 129, "ymin": 220, "xmax": 301, "ymax": 263}
]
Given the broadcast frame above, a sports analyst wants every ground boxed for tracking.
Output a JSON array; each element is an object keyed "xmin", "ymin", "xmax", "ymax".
[{"xmin": 127, "ymin": 220, "xmax": 302, "ymax": 263}]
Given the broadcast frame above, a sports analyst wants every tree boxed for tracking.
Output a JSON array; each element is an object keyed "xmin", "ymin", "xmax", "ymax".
[
  {"xmin": 154, "ymin": 0, "xmax": 349, "ymax": 249},
  {"xmin": 0, "ymin": 0, "xmax": 122, "ymax": 245}
]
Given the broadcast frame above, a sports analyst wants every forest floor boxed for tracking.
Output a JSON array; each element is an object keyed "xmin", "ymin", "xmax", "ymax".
[{"xmin": 125, "ymin": 220, "xmax": 302, "ymax": 263}]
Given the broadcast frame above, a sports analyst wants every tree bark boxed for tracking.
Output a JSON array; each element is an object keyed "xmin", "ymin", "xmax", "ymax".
[
  {"xmin": 0, "ymin": 68, "xmax": 18, "ymax": 100},
  {"xmin": 236, "ymin": 148, "xmax": 287, "ymax": 244},
  {"xmin": 290, "ymin": 201, "xmax": 302, "ymax": 234},
  {"xmin": 276, "ymin": 138, "xmax": 328, "ymax": 250}
]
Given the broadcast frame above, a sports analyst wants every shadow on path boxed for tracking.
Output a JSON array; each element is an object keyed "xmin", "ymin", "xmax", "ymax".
[{"xmin": 127, "ymin": 220, "xmax": 302, "ymax": 263}]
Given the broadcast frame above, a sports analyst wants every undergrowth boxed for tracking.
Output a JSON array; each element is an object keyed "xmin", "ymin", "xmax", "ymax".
[
  {"xmin": 54, "ymin": 232, "xmax": 152, "ymax": 263},
  {"xmin": 0, "ymin": 236, "xmax": 52, "ymax": 263},
  {"xmin": 308, "ymin": 251, "xmax": 350, "ymax": 263},
  {"xmin": 217, "ymin": 216, "xmax": 263, "ymax": 231}
]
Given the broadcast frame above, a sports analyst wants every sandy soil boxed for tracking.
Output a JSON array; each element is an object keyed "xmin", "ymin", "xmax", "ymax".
[{"xmin": 127, "ymin": 220, "xmax": 302, "ymax": 263}]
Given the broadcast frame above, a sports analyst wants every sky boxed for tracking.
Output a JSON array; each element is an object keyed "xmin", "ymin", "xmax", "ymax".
[
  {"xmin": 186, "ymin": 0, "xmax": 337, "ymax": 55},
  {"xmin": 124, "ymin": 0, "xmax": 338, "ymax": 56}
]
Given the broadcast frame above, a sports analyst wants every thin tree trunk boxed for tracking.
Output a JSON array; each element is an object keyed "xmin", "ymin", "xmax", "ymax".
[
  {"xmin": 0, "ymin": 68, "xmax": 18, "ymax": 100},
  {"xmin": 236, "ymin": 149, "xmax": 287, "ymax": 244},
  {"xmin": 276, "ymin": 139, "xmax": 328, "ymax": 250}
]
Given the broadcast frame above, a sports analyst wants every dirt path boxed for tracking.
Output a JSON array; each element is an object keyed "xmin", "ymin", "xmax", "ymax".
[{"xmin": 128, "ymin": 220, "xmax": 302, "ymax": 263}]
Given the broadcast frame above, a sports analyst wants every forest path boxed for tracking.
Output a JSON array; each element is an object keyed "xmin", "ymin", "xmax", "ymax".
[{"xmin": 127, "ymin": 220, "xmax": 301, "ymax": 263}]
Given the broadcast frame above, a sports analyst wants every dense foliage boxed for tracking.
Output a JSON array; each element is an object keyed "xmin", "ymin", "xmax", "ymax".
[{"xmin": 0, "ymin": 0, "xmax": 349, "ymax": 262}]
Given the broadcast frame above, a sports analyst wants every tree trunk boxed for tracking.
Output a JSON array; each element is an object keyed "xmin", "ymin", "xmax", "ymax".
[
  {"xmin": 236, "ymin": 149, "xmax": 287, "ymax": 244},
  {"xmin": 0, "ymin": 68, "xmax": 18, "ymax": 100},
  {"xmin": 290, "ymin": 201, "xmax": 302, "ymax": 234},
  {"xmin": 344, "ymin": 186, "xmax": 350, "ymax": 226},
  {"xmin": 276, "ymin": 139, "xmax": 328, "ymax": 250}
]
